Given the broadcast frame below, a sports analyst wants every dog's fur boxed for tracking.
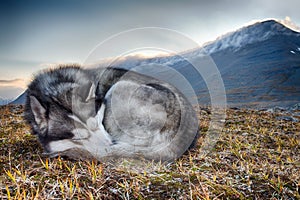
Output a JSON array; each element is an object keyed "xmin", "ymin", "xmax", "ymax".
[{"xmin": 25, "ymin": 65, "xmax": 199, "ymax": 162}]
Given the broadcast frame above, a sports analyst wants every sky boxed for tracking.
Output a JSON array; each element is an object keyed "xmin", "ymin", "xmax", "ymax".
[{"xmin": 0, "ymin": 0, "xmax": 300, "ymax": 99}]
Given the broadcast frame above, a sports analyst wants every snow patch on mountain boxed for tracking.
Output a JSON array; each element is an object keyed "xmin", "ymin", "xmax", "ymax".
[{"xmin": 202, "ymin": 20, "xmax": 300, "ymax": 54}]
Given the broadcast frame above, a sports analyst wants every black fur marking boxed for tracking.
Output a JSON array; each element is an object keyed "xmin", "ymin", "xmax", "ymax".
[{"xmin": 24, "ymin": 65, "xmax": 86, "ymax": 147}]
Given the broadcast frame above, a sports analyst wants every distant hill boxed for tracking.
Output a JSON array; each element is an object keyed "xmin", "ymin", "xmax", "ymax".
[
  {"xmin": 10, "ymin": 91, "xmax": 27, "ymax": 105},
  {"xmin": 0, "ymin": 97, "xmax": 11, "ymax": 105}
]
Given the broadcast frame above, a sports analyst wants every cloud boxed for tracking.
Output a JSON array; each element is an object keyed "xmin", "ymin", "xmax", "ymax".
[
  {"xmin": 0, "ymin": 78, "xmax": 28, "ymax": 99},
  {"xmin": 279, "ymin": 16, "xmax": 300, "ymax": 32},
  {"xmin": 0, "ymin": 78, "xmax": 28, "ymax": 89}
]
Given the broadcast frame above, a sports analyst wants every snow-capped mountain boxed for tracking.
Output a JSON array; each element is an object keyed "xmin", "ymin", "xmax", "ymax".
[
  {"xmin": 138, "ymin": 19, "xmax": 300, "ymax": 108},
  {"xmin": 203, "ymin": 20, "xmax": 300, "ymax": 54},
  {"xmin": 209, "ymin": 20, "xmax": 300, "ymax": 107},
  {"xmin": 10, "ymin": 19, "xmax": 300, "ymax": 108}
]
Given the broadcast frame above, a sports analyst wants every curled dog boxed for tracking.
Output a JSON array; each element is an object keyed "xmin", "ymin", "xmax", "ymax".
[{"xmin": 25, "ymin": 65, "xmax": 199, "ymax": 162}]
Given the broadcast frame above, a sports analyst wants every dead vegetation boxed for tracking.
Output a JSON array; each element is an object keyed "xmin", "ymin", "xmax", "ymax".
[{"xmin": 0, "ymin": 104, "xmax": 299, "ymax": 199}]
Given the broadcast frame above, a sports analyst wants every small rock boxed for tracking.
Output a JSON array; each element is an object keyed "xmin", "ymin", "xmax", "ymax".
[
  {"xmin": 273, "ymin": 132, "xmax": 281, "ymax": 136},
  {"xmin": 285, "ymin": 132, "xmax": 295, "ymax": 135},
  {"xmin": 242, "ymin": 132, "xmax": 249, "ymax": 136},
  {"xmin": 109, "ymin": 188, "xmax": 118, "ymax": 194}
]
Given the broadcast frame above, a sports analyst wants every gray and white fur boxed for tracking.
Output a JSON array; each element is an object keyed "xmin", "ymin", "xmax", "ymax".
[{"xmin": 25, "ymin": 65, "xmax": 199, "ymax": 162}]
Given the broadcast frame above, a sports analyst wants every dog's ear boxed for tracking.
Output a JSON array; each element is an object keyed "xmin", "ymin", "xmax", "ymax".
[
  {"xmin": 85, "ymin": 83, "xmax": 96, "ymax": 102},
  {"xmin": 30, "ymin": 96, "xmax": 47, "ymax": 132}
]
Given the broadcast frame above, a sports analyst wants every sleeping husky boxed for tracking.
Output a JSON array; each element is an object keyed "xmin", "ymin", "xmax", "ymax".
[{"xmin": 25, "ymin": 65, "xmax": 199, "ymax": 162}]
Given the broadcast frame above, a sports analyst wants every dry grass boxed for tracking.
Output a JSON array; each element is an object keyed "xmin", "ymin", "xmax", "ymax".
[{"xmin": 0, "ymin": 104, "xmax": 299, "ymax": 199}]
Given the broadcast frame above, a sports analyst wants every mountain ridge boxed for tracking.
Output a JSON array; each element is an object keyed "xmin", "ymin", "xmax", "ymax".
[{"xmin": 203, "ymin": 19, "xmax": 300, "ymax": 54}]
